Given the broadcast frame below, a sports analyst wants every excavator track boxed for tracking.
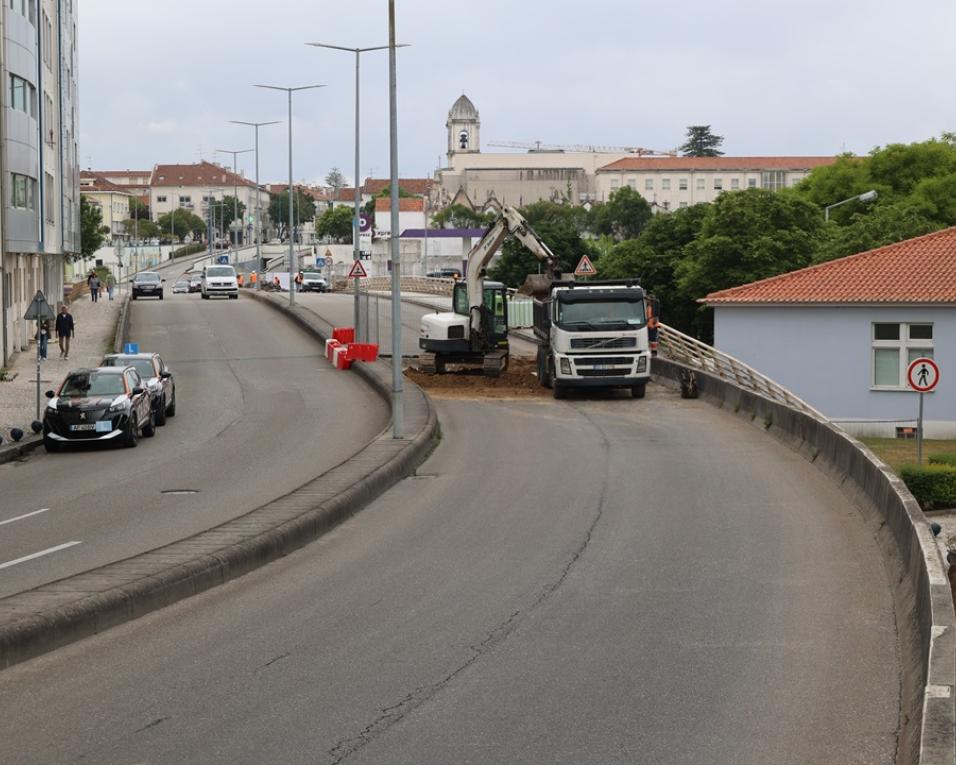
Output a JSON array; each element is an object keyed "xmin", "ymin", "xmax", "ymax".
[
  {"xmin": 483, "ymin": 351, "xmax": 508, "ymax": 378},
  {"xmin": 419, "ymin": 352, "xmax": 438, "ymax": 375}
]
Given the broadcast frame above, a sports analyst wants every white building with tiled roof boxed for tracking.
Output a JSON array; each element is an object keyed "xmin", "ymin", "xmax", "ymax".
[
  {"xmin": 703, "ymin": 228, "xmax": 956, "ymax": 437},
  {"xmin": 80, "ymin": 172, "xmax": 131, "ymax": 241}
]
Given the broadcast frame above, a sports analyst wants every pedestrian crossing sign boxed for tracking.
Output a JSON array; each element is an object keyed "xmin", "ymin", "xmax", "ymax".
[
  {"xmin": 574, "ymin": 255, "xmax": 597, "ymax": 277},
  {"xmin": 347, "ymin": 261, "xmax": 368, "ymax": 279}
]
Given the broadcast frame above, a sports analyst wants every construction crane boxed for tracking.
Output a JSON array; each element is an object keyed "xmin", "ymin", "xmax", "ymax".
[{"xmin": 488, "ymin": 140, "xmax": 677, "ymax": 157}]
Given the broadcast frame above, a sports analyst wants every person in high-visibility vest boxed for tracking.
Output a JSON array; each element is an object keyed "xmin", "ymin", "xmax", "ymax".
[
  {"xmin": 646, "ymin": 298, "xmax": 660, "ymax": 356},
  {"xmin": 250, "ymin": 271, "xmax": 258, "ymax": 286},
  {"xmin": 237, "ymin": 273, "xmax": 244, "ymax": 287}
]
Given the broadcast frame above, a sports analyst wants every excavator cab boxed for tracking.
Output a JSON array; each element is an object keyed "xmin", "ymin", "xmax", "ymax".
[{"xmin": 452, "ymin": 281, "xmax": 509, "ymax": 345}]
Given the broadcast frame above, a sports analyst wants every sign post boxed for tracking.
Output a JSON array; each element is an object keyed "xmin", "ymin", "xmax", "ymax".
[
  {"xmin": 906, "ymin": 357, "xmax": 940, "ymax": 466},
  {"xmin": 24, "ymin": 290, "xmax": 56, "ymax": 420}
]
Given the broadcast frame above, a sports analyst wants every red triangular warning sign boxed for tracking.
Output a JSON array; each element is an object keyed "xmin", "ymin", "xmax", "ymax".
[
  {"xmin": 574, "ymin": 255, "xmax": 597, "ymax": 277},
  {"xmin": 347, "ymin": 260, "xmax": 368, "ymax": 279}
]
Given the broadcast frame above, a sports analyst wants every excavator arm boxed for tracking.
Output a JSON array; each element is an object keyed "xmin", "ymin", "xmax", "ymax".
[{"xmin": 465, "ymin": 207, "xmax": 557, "ymax": 336}]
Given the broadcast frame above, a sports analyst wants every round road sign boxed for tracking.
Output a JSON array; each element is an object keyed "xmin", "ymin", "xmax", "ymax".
[{"xmin": 907, "ymin": 357, "xmax": 940, "ymax": 393}]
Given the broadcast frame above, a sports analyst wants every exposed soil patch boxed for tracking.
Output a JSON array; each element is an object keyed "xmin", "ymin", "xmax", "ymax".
[{"xmin": 405, "ymin": 357, "xmax": 551, "ymax": 399}]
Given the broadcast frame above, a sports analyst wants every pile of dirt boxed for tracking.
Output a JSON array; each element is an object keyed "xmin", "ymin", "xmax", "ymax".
[{"xmin": 405, "ymin": 357, "xmax": 550, "ymax": 399}]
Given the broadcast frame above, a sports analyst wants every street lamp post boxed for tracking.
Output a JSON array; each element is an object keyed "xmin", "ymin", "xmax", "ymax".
[
  {"xmin": 825, "ymin": 189, "xmax": 878, "ymax": 222},
  {"xmin": 215, "ymin": 147, "xmax": 254, "ymax": 256},
  {"xmin": 229, "ymin": 120, "xmax": 281, "ymax": 289},
  {"xmin": 254, "ymin": 83, "xmax": 325, "ymax": 307},
  {"xmin": 306, "ymin": 42, "xmax": 407, "ymax": 341},
  {"xmin": 387, "ymin": 0, "xmax": 403, "ymax": 438}
]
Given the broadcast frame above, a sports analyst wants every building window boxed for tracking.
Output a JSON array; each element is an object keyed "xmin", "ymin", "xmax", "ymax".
[
  {"xmin": 627, "ymin": 177, "xmax": 637, "ymax": 189},
  {"xmin": 44, "ymin": 172, "xmax": 54, "ymax": 222},
  {"xmin": 679, "ymin": 178, "xmax": 688, "ymax": 191},
  {"xmin": 747, "ymin": 178, "xmax": 757, "ymax": 188},
  {"xmin": 10, "ymin": 74, "xmax": 35, "ymax": 117},
  {"xmin": 696, "ymin": 177, "xmax": 705, "ymax": 191},
  {"xmin": 11, "ymin": 173, "xmax": 36, "ymax": 209},
  {"xmin": 180, "ymin": 196, "xmax": 191, "ymax": 204},
  {"xmin": 714, "ymin": 178, "xmax": 723, "ymax": 190},
  {"xmin": 156, "ymin": 195, "xmax": 167, "ymax": 203},
  {"xmin": 872, "ymin": 323, "xmax": 934, "ymax": 388},
  {"xmin": 679, "ymin": 201, "xmax": 688, "ymax": 208},
  {"xmin": 644, "ymin": 178, "xmax": 654, "ymax": 191},
  {"xmin": 661, "ymin": 178, "xmax": 671, "ymax": 191},
  {"xmin": 731, "ymin": 178, "xmax": 740, "ymax": 190},
  {"xmin": 761, "ymin": 170, "xmax": 786, "ymax": 191},
  {"xmin": 610, "ymin": 179, "xmax": 620, "ymax": 190}
]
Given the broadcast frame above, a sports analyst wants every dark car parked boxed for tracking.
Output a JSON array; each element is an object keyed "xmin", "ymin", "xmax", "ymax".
[
  {"xmin": 132, "ymin": 271, "xmax": 164, "ymax": 300},
  {"xmin": 188, "ymin": 275, "xmax": 202, "ymax": 293},
  {"xmin": 43, "ymin": 367, "xmax": 155, "ymax": 451},
  {"xmin": 101, "ymin": 352, "xmax": 176, "ymax": 425}
]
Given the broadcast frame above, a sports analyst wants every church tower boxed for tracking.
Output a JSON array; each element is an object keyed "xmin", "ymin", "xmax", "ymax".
[{"xmin": 447, "ymin": 94, "xmax": 480, "ymax": 159}]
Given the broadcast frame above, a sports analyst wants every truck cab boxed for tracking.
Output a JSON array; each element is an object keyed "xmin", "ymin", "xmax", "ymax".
[{"xmin": 534, "ymin": 282, "xmax": 651, "ymax": 398}]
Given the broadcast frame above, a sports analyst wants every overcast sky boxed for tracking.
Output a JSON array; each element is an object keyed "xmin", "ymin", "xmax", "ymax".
[{"xmin": 78, "ymin": 0, "xmax": 956, "ymax": 186}]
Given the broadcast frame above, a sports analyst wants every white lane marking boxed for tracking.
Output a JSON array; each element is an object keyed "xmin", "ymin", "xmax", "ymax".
[
  {"xmin": 0, "ymin": 541, "xmax": 82, "ymax": 571},
  {"xmin": 0, "ymin": 508, "xmax": 50, "ymax": 527}
]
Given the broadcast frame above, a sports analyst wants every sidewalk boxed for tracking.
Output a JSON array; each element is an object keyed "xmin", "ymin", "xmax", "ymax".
[{"xmin": 0, "ymin": 292, "xmax": 124, "ymax": 436}]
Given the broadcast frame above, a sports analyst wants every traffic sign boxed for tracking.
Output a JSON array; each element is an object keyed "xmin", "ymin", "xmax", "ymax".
[
  {"xmin": 124, "ymin": 343, "xmax": 140, "ymax": 354},
  {"xmin": 315, "ymin": 257, "xmax": 327, "ymax": 268},
  {"xmin": 23, "ymin": 290, "xmax": 55, "ymax": 321},
  {"xmin": 907, "ymin": 357, "xmax": 940, "ymax": 393},
  {"xmin": 347, "ymin": 260, "xmax": 368, "ymax": 279},
  {"xmin": 574, "ymin": 255, "xmax": 597, "ymax": 277}
]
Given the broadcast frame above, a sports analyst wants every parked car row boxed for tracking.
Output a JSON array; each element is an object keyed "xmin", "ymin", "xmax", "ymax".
[{"xmin": 42, "ymin": 352, "xmax": 177, "ymax": 452}]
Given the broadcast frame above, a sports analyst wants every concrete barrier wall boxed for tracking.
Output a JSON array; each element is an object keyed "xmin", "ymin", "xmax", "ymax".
[{"xmin": 652, "ymin": 358, "xmax": 955, "ymax": 765}]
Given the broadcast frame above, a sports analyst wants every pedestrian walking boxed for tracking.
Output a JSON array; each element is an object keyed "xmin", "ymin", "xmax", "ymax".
[
  {"xmin": 90, "ymin": 274, "xmax": 101, "ymax": 302},
  {"xmin": 37, "ymin": 318, "xmax": 50, "ymax": 360},
  {"xmin": 55, "ymin": 304, "xmax": 74, "ymax": 359},
  {"xmin": 106, "ymin": 273, "xmax": 115, "ymax": 300}
]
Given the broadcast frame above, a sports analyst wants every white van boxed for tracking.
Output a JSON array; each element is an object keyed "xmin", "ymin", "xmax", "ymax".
[{"xmin": 201, "ymin": 265, "xmax": 239, "ymax": 300}]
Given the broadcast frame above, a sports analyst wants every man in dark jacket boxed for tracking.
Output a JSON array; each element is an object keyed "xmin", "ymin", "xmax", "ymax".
[{"xmin": 55, "ymin": 304, "xmax": 74, "ymax": 359}]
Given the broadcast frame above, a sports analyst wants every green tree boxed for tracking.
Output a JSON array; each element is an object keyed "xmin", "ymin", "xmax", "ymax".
[
  {"xmin": 431, "ymin": 204, "xmax": 492, "ymax": 229},
  {"xmin": 589, "ymin": 186, "xmax": 653, "ymax": 241},
  {"xmin": 128, "ymin": 196, "xmax": 150, "ymax": 221},
  {"xmin": 325, "ymin": 167, "xmax": 346, "ymax": 193},
  {"xmin": 316, "ymin": 205, "xmax": 354, "ymax": 243},
  {"xmin": 121, "ymin": 217, "xmax": 161, "ymax": 240},
  {"xmin": 814, "ymin": 203, "xmax": 940, "ymax": 264},
  {"xmin": 268, "ymin": 190, "xmax": 317, "ymax": 239},
  {"xmin": 218, "ymin": 195, "xmax": 247, "ymax": 232},
  {"xmin": 679, "ymin": 125, "xmax": 724, "ymax": 157},
  {"xmin": 156, "ymin": 210, "xmax": 207, "ymax": 242},
  {"xmin": 80, "ymin": 196, "xmax": 107, "ymax": 259},
  {"xmin": 488, "ymin": 201, "xmax": 593, "ymax": 287}
]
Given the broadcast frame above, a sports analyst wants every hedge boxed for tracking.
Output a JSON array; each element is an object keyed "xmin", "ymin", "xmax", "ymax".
[
  {"xmin": 173, "ymin": 243, "xmax": 206, "ymax": 258},
  {"xmin": 929, "ymin": 453, "xmax": 956, "ymax": 468},
  {"xmin": 899, "ymin": 463, "xmax": 956, "ymax": 510}
]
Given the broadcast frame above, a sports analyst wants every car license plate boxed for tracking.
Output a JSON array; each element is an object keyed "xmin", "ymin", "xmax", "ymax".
[
  {"xmin": 595, "ymin": 364, "xmax": 614, "ymax": 370},
  {"xmin": 95, "ymin": 421, "xmax": 112, "ymax": 433},
  {"xmin": 70, "ymin": 424, "xmax": 96, "ymax": 431}
]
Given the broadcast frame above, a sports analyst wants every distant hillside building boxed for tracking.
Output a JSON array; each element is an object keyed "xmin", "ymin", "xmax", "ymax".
[{"xmin": 435, "ymin": 94, "xmax": 837, "ymax": 211}]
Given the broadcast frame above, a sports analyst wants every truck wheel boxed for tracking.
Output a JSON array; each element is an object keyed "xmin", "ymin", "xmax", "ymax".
[
  {"xmin": 632, "ymin": 383, "xmax": 646, "ymax": 399},
  {"xmin": 552, "ymin": 383, "xmax": 567, "ymax": 400},
  {"xmin": 537, "ymin": 348, "xmax": 552, "ymax": 388}
]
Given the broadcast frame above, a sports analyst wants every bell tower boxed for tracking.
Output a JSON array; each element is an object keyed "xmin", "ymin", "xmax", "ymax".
[{"xmin": 446, "ymin": 94, "xmax": 480, "ymax": 159}]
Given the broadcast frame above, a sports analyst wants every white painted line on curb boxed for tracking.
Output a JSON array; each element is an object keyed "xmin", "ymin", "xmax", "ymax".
[
  {"xmin": 0, "ymin": 541, "xmax": 81, "ymax": 571},
  {"xmin": 0, "ymin": 508, "xmax": 50, "ymax": 527}
]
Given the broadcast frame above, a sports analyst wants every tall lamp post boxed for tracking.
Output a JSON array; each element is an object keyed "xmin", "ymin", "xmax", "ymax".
[
  {"xmin": 215, "ymin": 147, "xmax": 254, "ymax": 256},
  {"xmin": 306, "ymin": 41, "xmax": 407, "ymax": 340},
  {"xmin": 825, "ymin": 189, "xmax": 878, "ymax": 222},
  {"xmin": 387, "ymin": 0, "xmax": 403, "ymax": 438},
  {"xmin": 254, "ymin": 83, "xmax": 325, "ymax": 307},
  {"xmin": 229, "ymin": 120, "xmax": 281, "ymax": 288}
]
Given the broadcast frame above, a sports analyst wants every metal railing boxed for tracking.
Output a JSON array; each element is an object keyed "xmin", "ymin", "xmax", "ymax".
[
  {"xmin": 337, "ymin": 275, "xmax": 456, "ymax": 295},
  {"xmin": 658, "ymin": 322, "xmax": 827, "ymax": 421}
]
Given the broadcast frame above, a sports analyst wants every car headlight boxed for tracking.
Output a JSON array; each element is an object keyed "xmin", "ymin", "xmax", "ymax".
[
  {"xmin": 637, "ymin": 355, "xmax": 647, "ymax": 373},
  {"xmin": 559, "ymin": 357, "xmax": 572, "ymax": 375},
  {"xmin": 109, "ymin": 397, "xmax": 126, "ymax": 412}
]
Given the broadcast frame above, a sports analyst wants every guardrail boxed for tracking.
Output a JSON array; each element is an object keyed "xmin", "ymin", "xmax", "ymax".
[
  {"xmin": 658, "ymin": 322, "xmax": 827, "ymax": 421},
  {"xmin": 335, "ymin": 275, "xmax": 456, "ymax": 295}
]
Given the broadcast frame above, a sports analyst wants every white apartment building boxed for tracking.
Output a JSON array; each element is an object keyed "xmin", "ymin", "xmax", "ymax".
[
  {"xmin": 1, "ymin": 0, "xmax": 80, "ymax": 366},
  {"xmin": 80, "ymin": 171, "xmax": 130, "ymax": 241}
]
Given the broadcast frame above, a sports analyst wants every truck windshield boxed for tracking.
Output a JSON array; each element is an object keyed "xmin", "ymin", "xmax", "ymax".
[{"xmin": 556, "ymin": 299, "xmax": 646, "ymax": 330}]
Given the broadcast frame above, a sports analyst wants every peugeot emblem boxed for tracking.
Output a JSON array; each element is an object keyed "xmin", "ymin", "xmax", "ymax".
[{"xmin": 79, "ymin": 412, "xmax": 86, "ymax": 420}]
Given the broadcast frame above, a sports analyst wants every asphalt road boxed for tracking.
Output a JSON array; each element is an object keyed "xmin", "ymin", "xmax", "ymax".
[
  {"xmin": 0, "ymin": 310, "xmax": 900, "ymax": 763},
  {"xmin": 0, "ymin": 279, "xmax": 388, "ymax": 598}
]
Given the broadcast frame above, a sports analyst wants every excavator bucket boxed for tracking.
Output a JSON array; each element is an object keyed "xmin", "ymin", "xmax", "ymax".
[{"xmin": 519, "ymin": 273, "xmax": 555, "ymax": 298}]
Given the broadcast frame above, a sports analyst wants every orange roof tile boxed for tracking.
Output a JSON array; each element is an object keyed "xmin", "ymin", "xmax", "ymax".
[
  {"xmin": 150, "ymin": 161, "xmax": 255, "ymax": 189},
  {"xmin": 704, "ymin": 227, "xmax": 956, "ymax": 305},
  {"xmin": 363, "ymin": 177, "xmax": 433, "ymax": 196},
  {"xmin": 374, "ymin": 197, "xmax": 425, "ymax": 212},
  {"xmin": 598, "ymin": 156, "xmax": 837, "ymax": 172},
  {"xmin": 80, "ymin": 172, "xmax": 131, "ymax": 194}
]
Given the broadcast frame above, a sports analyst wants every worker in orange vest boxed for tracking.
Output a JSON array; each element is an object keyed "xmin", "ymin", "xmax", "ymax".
[
  {"xmin": 250, "ymin": 271, "xmax": 258, "ymax": 286},
  {"xmin": 646, "ymin": 297, "xmax": 660, "ymax": 356},
  {"xmin": 237, "ymin": 273, "xmax": 244, "ymax": 287}
]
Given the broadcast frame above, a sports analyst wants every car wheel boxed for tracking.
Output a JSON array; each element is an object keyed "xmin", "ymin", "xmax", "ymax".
[
  {"xmin": 166, "ymin": 392, "xmax": 176, "ymax": 417},
  {"xmin": 201, "ymin": 293, "xmax": 209, "ymax": 300},
  {"xmin": 142, "ymin": 411, "xmax": 157, "ymax": 437},
  {"xmin": 43, "ymin": 436, "xmax": 61, "ymax": 453},
  {"xmin": 124, "ymin": 414, "xmax": 139, "ymax": 448},
  {"xmin": 159, "ymin": 292, "xmax": 164, "ymax": 300},
  {"xmin": 229, "ymin": 294, "xmax": 238, "ymax": 300},
  {"xmin": 132, "ymin": 294, "xmax": 137, "ymax": 300},
  {"xmin": 155, "ymin": 396, "xmax": 167, "ymax": 426}
]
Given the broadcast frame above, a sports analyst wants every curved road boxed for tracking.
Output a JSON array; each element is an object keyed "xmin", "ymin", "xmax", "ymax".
[
  {"xmin": 0, "ymin": 277, "xmax": 388, "ymax": 598},
  {"xmin": 0, "ymin": 295, "xmax": 900, "ymax": 764}
]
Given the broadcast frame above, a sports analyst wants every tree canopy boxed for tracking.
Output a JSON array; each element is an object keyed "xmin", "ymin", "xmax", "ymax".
[
  {"xmin": 156, "ymin": 210, "xmax": 207, "ymax": 242},
  {"xmin": 80, "ymin": 196, "xmax": 107, "ymax": 259},
  {"xmin": 589, "ymin": 186, "xmax": 653, "ymax": 241},
  {"xmin": 316, "ymin": 205, "xmax": 354, "ymax": 243},
  {"xmin": 431, "ymin": 204, "xmax": 493, "ymax": 229},
  {"xmin": 679, "ymin": 125, "xmax": 724, "ymax": 157},
  {"xmin": 268, "ymin": 190, "xmax": 317, "ymax": 239},
  {"xmin": 325, "ymin": 167, "xmax": 346, "ymax": 192}
]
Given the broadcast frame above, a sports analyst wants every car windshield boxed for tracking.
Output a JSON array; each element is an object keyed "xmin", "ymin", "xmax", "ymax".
[
  {"xmin": 135, "ymin": 273, "xmax": 161, "ymax": 283},
  {"xmin": 556, "ymin": 299, "xmax": 646, "ymax": 330},
  {"xmin": 104, "ymin": 357, "xmax": 155, "ymax": 378},
  {"xmin": 206, "ymin": 267, "xmax": 234, "ymax": 277},
  {"xmin": 60, "ymin": 372, "xmax": 126, "ymax": 397},
  {"xmin": 175, "ymin": 281, "xmax": 188, "ymax": 287},
  {"xmin": 303, "ymin": 273, "xmax": 322, "ymax": 280}
]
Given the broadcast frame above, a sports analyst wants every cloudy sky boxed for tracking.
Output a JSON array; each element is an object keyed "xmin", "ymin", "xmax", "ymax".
[{"xmin": 79, "ymin": 0, "xmax": 955, "ymax": 186}]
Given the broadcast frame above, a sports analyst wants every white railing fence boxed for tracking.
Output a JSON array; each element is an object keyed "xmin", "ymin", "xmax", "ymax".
[{"xmin": 658, "ymin": 322, "xmax": 827, "ymax": 421}]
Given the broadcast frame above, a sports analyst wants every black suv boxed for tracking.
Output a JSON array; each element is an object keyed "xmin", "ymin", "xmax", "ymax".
[
  {"xmin": 43, "ymin": 367, "xmax": 155, "ymax": 451},
  {"xmin": 132, "ymin": 271, "xmax": 164, "ymax": 299},
  {"xmin": 102, "ymin": 352, "xmax": 176, "ymax": 425}
]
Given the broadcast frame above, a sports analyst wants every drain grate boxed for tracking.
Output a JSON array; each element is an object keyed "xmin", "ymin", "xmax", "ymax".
[{"xmin": 161, "ymin": 489, "xmax": 199, "ymax": 495}]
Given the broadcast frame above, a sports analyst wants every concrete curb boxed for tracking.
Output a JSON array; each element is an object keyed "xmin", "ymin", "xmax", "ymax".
[
  {"xmin": 652, "ymin": 358, "xmax": 955, "ymax": 765},
  {"xmin": 112, "ymin": 292, "xmax": 131, "ymax": 354},
  {"xmin": 0, "ymin": 291, "xmax": 438, "ymax": 671}
]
